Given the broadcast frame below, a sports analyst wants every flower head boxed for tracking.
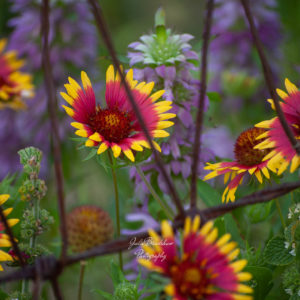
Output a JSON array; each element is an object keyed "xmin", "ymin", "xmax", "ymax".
[
  {"xmin": 67, "ymin": 205, "xmax": 113, "ymax": 253},
  {"xmin": 204, "ymin": 127, "xmax": 273, "ymax": 203},
  {"xmin": 255, "ymin": 79, "xmax": 300, "ymax": 175},
  {"xmin": 0, "ymin": 194, "xmax": 19, "ymax": 271},
  {"xmin": 139, "ymin": 216, "xmax": 253, "ymax": 300},
  {"xmin": 0, "ymin": 39, "xmax": 34, "ymax": 110},
  {"xmin": 61, "ymin": 65, "xmax": 175, "ymax": 161}
]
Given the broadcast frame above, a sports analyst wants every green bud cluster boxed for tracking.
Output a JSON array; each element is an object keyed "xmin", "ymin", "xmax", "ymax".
[
  {"xmin": 19, "ymin": 178, "xmax": 47, "ymax": 202},
  {"xmin": 18, "ymin": 147, "xmax": 42, "ymax": 178},
  {"xmin": 20, "ymin": 209, "xmax": 54, "ymax": 239},
  {"xmin": 113, "ymin": 282, "xmax": 139, "ymax": 300},
  {"xmin": 283, "ymin": 265, "xmax": 300, "ymax": 297}
]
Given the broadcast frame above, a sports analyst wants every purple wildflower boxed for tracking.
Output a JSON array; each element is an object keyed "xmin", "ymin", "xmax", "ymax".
[{"xmin": 0, "ymin": 0, "xmax": 98, "ymax": 178}]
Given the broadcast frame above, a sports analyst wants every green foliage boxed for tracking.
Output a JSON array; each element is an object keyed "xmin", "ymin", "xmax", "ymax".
[
  {"xmin": 245, "ymin": 266, "xmax": 273, "ymax": 300},
  {"xmin": 282, "ymin": 265, "xmax": 300, "ymax": 298},
  {"xmin": 94, "ymin": 261, "xmax": 144, "ymax": 300},
  {"xmin": 207, "ymin": 91, "xmax": 222, "ymax": 103},
  {"xmin": 246, "ymin": 201, "xmax": 273, "ymax": 224},
  {"xmin": 264, "ymin": 236, "xmax": 295, "ymax": 266}
]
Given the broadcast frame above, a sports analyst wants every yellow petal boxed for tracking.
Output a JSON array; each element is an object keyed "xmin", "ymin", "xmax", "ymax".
[
  {"xmin": 227, "ymin": 248, "xmax": 240, "ymax": 261},
  {"xmin": 152, "ymin": 130, "xmax": 169, "ymax": 138},
  {"xmin": 0, "ymin": 239, "xmax": 11, "ymax": 247},
  {"xmin": 216, "ymin": 233, "xmax": 231, "ymax": 247},
  {"xmin": 81, "ymin": 71, "xmax": 92, "ymax": 90},
  {"xmin": 71, "ymin": 122, "xmax": 84, "ymax": 129},
  {"xmin": 261, "ymin": 167, "xmax": 270, "ymax": 179},
  {"xmin": 75, "ymin": 129, "xmax": 88, "ymax": 138},
  {"xmin": 123, "ymin": 149, "xmax": 135, "ymax": 162},
  {"xmin": 0, "ymin": 39, "xmax": 7, "ymax": 53},
  {"xmin": 236, "ymin": 284, "xmax": 253, "ymax": 294},
  {"xmin": 165, "ymin": 284, "xmax": 176, "ymax": 296},
  {"xmin": 139, "ymin": 82, "xmax": 155, "ymax": 95},
  {"xmin": 161, "ymin": 220, "xmax": 174, "ymax": 239},
  {"xmin": 112, "ymin": 144, "xmax": 121, "ymax": 158},
  {"xmin": 97, "ymin": 143, "xmax": 108, "ymax": 155},
  {"xmin": 130, "ymin": 142, "xmax": 143, "ymax": 152},
  {"xmin": 200, "ymin": 221, "xmax": 213, "ymax": 236},
  {"xmin": 156, "ymin": 121, "xmax": 174, "ymax": 129},
  {"xmin": 184, "ymin": 217, "xmax": 192, "ymax": 236},
  {"xmin": 62, "ymin": 105, "xmax": 74, "ymax": 117},
  {"xmin": 159, "ymin": 113, "xmax": 176, "ymax": 120},
  {"xmin": 85, "ymin": 139, "xmax": 96, "ymax": 147},
  {"xmin": 3, "ymin": 208, "xmax": 13, "ymax": 217},
  {"xmin": 89, "ymin": 132, "xmax": 102, "ymax": 142},
  {"xmin": 236, "ymin": 272, "xmax": 253, "ymax": 281},
  {"xmin": 285, "ymin": 78, "xmax": 298, "ymax": 94},
  {"xmin": 267, "ymin": 99, "xmax": 275, "ymax": 110},
  {"xmin": 0, "ymin": 194, "xmax": 10, "ymax": 206},
  {"xmin": 290, "ymin": 155, "xmax": 300, "ymax": 173},
  {"xmin": 152, "ymin": 141, "xmax": 161, "ymax": 152},
  {"xmin": 254, "ymin": 170, "xmax": 263, "ymax": 184},
  {"xmin": 276, "ymin": 88, "xmax": 288, "ymax": 100},
  {"xmin": 192, "ymin": 215, "xmax": 201, "ymax": 233},
  {"xmin": 230, "ymin": 259, "xmax": 248, "ymax": 273},
  {"xmin": 106, "ymin": 65, "xmax": 115, "ymax": 83},
  {"xmin": 205, "ymin": 228, "xmax": 218, "ymax": 244},
  {"xmin": 7, "ymin": 219, "xmax": 19, "ymax": 227},
  {"xmin": 150, "ymin": 90, "xmax": 165, "ymax": 102},
  {"xmin": 60, "ymin": 92, "xmax": 74, "ymax": 106}
]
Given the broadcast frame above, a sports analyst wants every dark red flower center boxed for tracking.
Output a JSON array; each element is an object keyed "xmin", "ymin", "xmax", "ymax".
[
  {"xmin": 89, "ymin": 108, "xmax": 131, "ymax": 143},
  {"xmin": 169, "ymin": 258, "xmax": 215, "ymax": 299},
  {"xmin": 234, "ymin": 127, "xmax": 270, "ymax": 166}
]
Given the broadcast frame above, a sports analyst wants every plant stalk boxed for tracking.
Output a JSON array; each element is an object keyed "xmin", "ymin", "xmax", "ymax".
[
  {"xmin": 77, "ymin": 260, "xmax": 87, "ymax": 300},
  {"xmin": 136, "ymin": 165, "xmax": 174, "ymax": 219},
  {"xmin": 108, "ymin": 152, "xmax": 123, "ymax": 270}
]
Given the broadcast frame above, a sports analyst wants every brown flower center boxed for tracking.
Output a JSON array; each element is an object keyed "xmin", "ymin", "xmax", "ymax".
[
  {"xmin": 234, "ymin": 127, "xmax": 270, "ymax": 166},
  {"xmin": 89, "ymin": 108, "xmax": 131, "ymax": 143},
  {"xmin": 170, "ymin": 259, "xmax": 213, "ymax": 299}
]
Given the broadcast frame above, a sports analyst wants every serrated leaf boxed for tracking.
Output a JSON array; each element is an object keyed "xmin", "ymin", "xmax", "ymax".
[
  {"xmin": 264, "ymin": 236, "xmax": 295, "ymax": 266},
  {"xmin": 244, "ymin": 266, "xmax": 273, "ymax": 300}
]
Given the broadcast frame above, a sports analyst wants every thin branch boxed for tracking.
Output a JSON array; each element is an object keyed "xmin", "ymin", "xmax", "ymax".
[
  {"xmin": 51, "ymin": 277, "xmax": 64, "ymax": 300},
  {"xmin": 0, "ymin": 181, "xmax": 299, "ymax": 284},
  {"xmin": 240, "ymin": 0, "xmax": 300, "ymax": 155},
  {"xmin": 41, "ymin": 0, "xmax": 68, "ymax": 262},
  {"xmin": 87, "ymin": 0, "xmax": 184, "ymax": 217},
  {"xmin": 202, "ymin": 181, "xmax": 300, "ymax": 219},
  {"xmin": 0, "ymin": 205, "xmax": 25, "ymax": 267},
  {"xmin": 190, "ymin": 0, "xmax": 215, "ymax": 208}
]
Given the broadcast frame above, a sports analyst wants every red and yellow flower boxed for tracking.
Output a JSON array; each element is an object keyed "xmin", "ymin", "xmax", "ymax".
[
  {"xmin": 61, "ymin": 65, "xmax": 175, "ymax": 162},
  {"xmin": 139, "ymin": 216, "xmax": 253, "ymax": 300},
  {"xmin": 255, "ymin": 78, "xmax": 300, "ymax": 175},
  {"xmin": 0, "ymin": 194, "xmax": 19, "ymax": 271},
  {"xmin": 0, "ymin": 39, "xmax": 34, "ymax": 110},
  {"xmin": 204, "ymin": 127, "xmax": 273, "ymax": 203}
]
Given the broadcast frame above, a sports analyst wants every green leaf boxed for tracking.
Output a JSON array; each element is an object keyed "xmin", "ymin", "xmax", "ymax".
[
  {"xmin": 110, "ymin": 260, "xmax": 126, "ymax": 285},
  {"xmin": 264, "ymin": 236, "xmax": 295, "ymax": 266},
  {"xmin": 197, "ymin": 179, "xmax": 221, "ymax": 207},
  {"xmin": 92, "ymin": 289, "xmax": 113, "ymax": 299},
  {"xmin": 245, "ymin": 266, "xmax": 273, "ymax": 300},
  {"xmin": 0, "ymin": 288, "xmax": 8, "ymax": 300},
  {"xmin": 223, "ymin": 214, "xmax": 245, "ymax": 248},
  {"xmin": 207, "ymin": 91, "xmax": 222, "ymax": 102},
  {"xmin": 246, "ymin": 201, "xmax": 273, "ymax": 223},
  {"xmin": 82, "ymin": 148, "xmax": 98, "ymax": 161},
  {"xmin": 154, "ymin": 7, "xmax": 165, "ymax": 27}
]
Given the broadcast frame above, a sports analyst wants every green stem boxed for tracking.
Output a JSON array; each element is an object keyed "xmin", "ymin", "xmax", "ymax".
[
  {"xmin": 78, "ymin": 260, "xmax": 86, "ymax": 300},
  {"xmin": 136, "ymin": 165, "xmax": 174, "ymax": 219},
  {"xmin": 275, "ymin": 198, "xmax": 286, "ymax": 228},
  {"xmin": 22, "ymin": 196, "xmax": 40, "ymax": 296},
  {"xmin": 108, "ymin": 152, "xmax": 123, "ymax": 271}
]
